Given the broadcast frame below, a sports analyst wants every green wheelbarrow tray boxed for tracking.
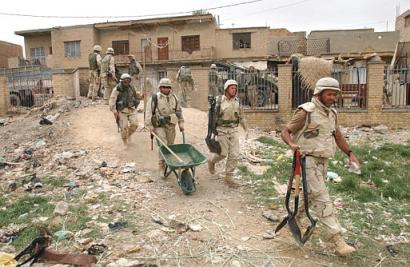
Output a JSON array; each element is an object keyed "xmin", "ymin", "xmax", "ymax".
[{"xmin": 158, "ymin": 133, "xmax": 207, "ymax": 194}]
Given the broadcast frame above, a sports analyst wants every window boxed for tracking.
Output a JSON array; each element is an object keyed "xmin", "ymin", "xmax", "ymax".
[
  {"xmin": 405, "ymin": 15, "xmax": 410, "ymax": 27},
  {"xmin": 64, "ymin": 41, "xmax": 81, "ymax": 58},
  {"xmin": 112, "ymin": 40, "xmax": 129, "ymax": 55},
  {"xmin": 233, "ymin": 32, "xmax": 251, "ymax": 49},
  {"xmin": 158, "ymin": 71, "xmax": 167, "ymax": 80},
  {"xmin": 181, "ymin": 35, "xmax": 200, "ymax": 53},
  {"xmin": 30, "ymin": 47, "xmax": 45, "ymax": 65}
]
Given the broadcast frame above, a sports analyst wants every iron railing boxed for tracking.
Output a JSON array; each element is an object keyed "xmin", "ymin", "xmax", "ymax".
[
  {"xmin": 0, "ymin": 66, "xmax": 62, "ymax": 108},
  {"xmin": 384, "ymin": 66, "xmax": 410, "ymax": 109},
  {"xmin": 215, "ymin": 67, "xmax": 278, "ymax": 111},
  {"xmin": 292, "ymin": 64, "xmax": 368, "ymax": 110}
]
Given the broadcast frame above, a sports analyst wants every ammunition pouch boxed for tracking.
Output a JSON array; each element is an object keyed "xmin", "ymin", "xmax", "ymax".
[
  {"xmin": 216, "ymin": 119, "xmax": 240, "ymax": 127},
  {"xmin": 152, "ymin": 115, "xmax": 170, "ymax": 128},
  {"xmin": 116, "ymin": 100, "xmax": 125, "ymax": 112}
]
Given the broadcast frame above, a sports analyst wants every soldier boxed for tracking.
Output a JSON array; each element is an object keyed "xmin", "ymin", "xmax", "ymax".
[
  {"xmin": 87, "ymin": 45, "xmax": 102, "ymax": 100},
  {"xmin": 109, "ymin": 73, "xmax": 143, "ymax": 145},
  {"xmin": 102, "ymin": 47, "xmax": 116, "ymax": 101},
  {"xmin": 208, "ymin": 64, "xmax": 219, "ymax": 96},
  {"xmin": 128, "ymin": 55, "xmax": 143, "ymax": 89},
  {"xmin": 281, "ymin": 77, "xmax": 359, "ymax": 257},
  {"xmin": 207, "ymin": 80, "xmax": 248, "ymax": 188},
  {"xmin": 246, "ymin": 66, "xmax": 258, "ymax": 108},
  {"xmin": 176, "ymin": 65, "xmax": 194, "ymax": 107},
  {"xmin": 145, "ymin": 78, "xmax": 184, "ymax": 175}
]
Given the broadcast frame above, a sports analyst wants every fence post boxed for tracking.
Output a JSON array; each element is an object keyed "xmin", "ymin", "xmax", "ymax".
[
  {"xmin": 0, "ymin": 77, "xmax": 9, "ymax": 116},
  {"xmin": 278, "ymin": 64, "xmax": 293, "ymax": 115},
  {"xmin": 367, "ymin": 62, "xmax": 385, "ymax": 122}
]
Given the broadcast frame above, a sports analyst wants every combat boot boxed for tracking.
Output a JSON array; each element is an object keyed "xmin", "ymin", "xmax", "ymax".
[
  {"xmin": 207, "ymin": 160, "xmax": 215, "ymax": 174},
  {"xmin": 224, "ymin": 175, "xmax": 240, "ymax": 188},
  {"xmin": 332, "ymin": 234, "xmax": 356, "ymax": 257}
]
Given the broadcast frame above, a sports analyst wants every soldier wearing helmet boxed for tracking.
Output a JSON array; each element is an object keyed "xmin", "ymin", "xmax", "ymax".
[
  {"xmin": 281, "ymin": 77, "xmax": 359, "ymax": 257},
  {"xmin": 207, "ymin": 79, "xmax": 248, "ymax": 188},
  {"xmin": 109, "ymin": 73, "xmax": 143, "ymax": 145},
  {"xmin": 176, "ymin": 65, "xmax": 195, "ymax": 107},
  {"xmin": 208, "ymin": 63, "xmax": 219, "ymax": 96},
  {"xmin": 87, "ymin": 45, "xmax": 102, "ymax": 100},
  {"xmin": 128, "ymin": 54, "xmax": 143, "ymax": 89},
  {"xmin": 245, "ymin": 65, "xmax": 258, "ymax": 108},
  {"xmin": 145, "ymin": 78, "xmax": 184, "ymax": 176},
  {"xmin": 101, "ymin": 48, "xmax": 116, "ymax": 102}
]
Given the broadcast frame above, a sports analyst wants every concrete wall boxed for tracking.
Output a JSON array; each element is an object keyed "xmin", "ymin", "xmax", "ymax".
[
  {"xmin": 308, "ymin": 29, "xmax": 399, "ymax": 54},
  {"xmin": 396, "ymin": 9, "xmax": 410, "ymax": 42},
  {"xmin": 0, "ymin": 78, "xmax": 9, "ymax": 115},
  {"xmin": 215, "ymin": 28, "xmax": 269, "ymax": 60},
  {"xmin": 0, "ymin": 41, "xmax": 23, "ymax": 68},
  {"xmin": 51, "ymin": 25, "xmax": 97, "ymax": 69}
]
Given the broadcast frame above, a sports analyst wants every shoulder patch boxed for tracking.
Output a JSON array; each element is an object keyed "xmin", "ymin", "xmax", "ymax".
[{"xmin": 298, "ymin": 102, "xmax": 315, "ymax": 113}]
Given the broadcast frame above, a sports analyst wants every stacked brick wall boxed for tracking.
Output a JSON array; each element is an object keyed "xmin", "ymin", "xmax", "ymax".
[{"xmin": 0, "ymin": 78, "xmax": 9, "ymax": 115}]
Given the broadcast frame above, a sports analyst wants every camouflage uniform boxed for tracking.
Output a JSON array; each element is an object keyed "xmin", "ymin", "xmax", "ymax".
[
  {"xmin": 102, "ymin": 48, "xmax": 116, "ymax": 100},
  {"xmin": 87, "ymin": 46, "xmax": 102, "ymax": 100},
  {"xmin": 209, "ymin": 92, "xmax": 247, "ymax": 180},
  {"xmin": 208, "ymin": 64, "xmax": 219, "ymax": 96},
  {"xmin": 109, "ymin": 74, "xmax": 142, "ymax": 144},
  {"xmin": 246, "ymin": 67, "xmax": 258, "ymax": 108},
  {"xmin": 145, "ymin": 82, "xmax": 184, "ymax": 171},
  {"xmin": 128, "ymin": 55, "xmax": 143, "ymax": 89},
  {"xmin": 176, "ymin": 66, "xmax": 194, "ymax": 108},
  {"xmin": 288, "ymin": 97, "xmax": 343, "ymax": 237}
]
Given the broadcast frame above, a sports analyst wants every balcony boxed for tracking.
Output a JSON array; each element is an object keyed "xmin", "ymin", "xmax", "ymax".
[{"xmin": 115, "ymin": 47, "xmax": 215, "ymax": 65}]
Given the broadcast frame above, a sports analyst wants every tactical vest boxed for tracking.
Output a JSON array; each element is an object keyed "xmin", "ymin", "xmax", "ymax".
[
  {"xmin": 179, "ymin": 67, "xmax": 192, "ymax": 81},
  {"xmin": 88, "ymin": 53, "xmax": 99, "ymax": 70},
  {"xmin": 101, "ymin": 55, "xmax": 112, "ymax": 73},
  {"xmin": 293, "ymin": 102, "xmax": 337, "ymax": 159},
  {"xmin": 115, "ymin": 84, "xmax": 139, "ymax": 112},
  {"xmin": 129, "ymin": 61, "xmax": 140, "ymax": 76},
  {"xmin": 209, "ymin": 70, "xmax": 218, "ymax": 85},
  {"xmin": 215, "ymin": 95, "xmax": 240, "ymax": 127}
]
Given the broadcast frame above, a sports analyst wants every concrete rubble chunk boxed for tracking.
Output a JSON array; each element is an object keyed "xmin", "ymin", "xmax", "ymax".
[
  {"xmin": 54, "ymin": 201, "xmax": 69, "ymax": 216},
  {"xmin": 374, "ymin": 125, "xmax": 389, "ymax": 134}
]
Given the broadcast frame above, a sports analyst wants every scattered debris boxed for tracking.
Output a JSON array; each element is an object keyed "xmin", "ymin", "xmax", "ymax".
[
  {"xmin": 108, "ymin": 221, "xmax": 128, "ymax": 231},
  {"xmin": 326, "ymin": 171, "xmax": 342, "ymax": 183},
  {"xmin": 262, "ymin": 210, "xmax": 280, "ymax": 223}
]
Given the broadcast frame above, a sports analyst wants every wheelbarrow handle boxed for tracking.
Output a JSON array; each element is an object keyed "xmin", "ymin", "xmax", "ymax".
[
  {"xmin": 182, "ymin": 131, "xmax": 186, "ymax": 144},
  {"xmin": 151, "ymin": 132, "xmax": 184, "ymax": 163}
]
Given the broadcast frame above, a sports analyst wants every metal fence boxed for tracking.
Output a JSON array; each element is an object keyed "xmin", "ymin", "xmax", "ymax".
[
  {"xmin": 292, "ymin": 64, "xmax": 368, "ymax": 110},
  {"xmin": 384, "ymin": 66, "xmax": 410, "ymax": 109},
  {"xmin": 215, "ymin": 66, "xmax": 279, "ymax": 111},
  {"xmin": 0, "ymin": 66, "xmax": 62, "ymax": 108}
]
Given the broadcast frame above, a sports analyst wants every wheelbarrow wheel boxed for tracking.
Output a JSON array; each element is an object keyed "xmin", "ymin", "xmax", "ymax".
[{"xmin": 180, "ymin": 169, "xmax": 195, "ymax": 195}]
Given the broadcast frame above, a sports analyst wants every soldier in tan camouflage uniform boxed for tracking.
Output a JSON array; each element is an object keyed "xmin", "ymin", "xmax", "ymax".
[
  {"xmin": 145, "ymin": 78, "xmax": 184, "ymax": 175},
  {"xmin": 281, "ymin": 77, "xmax": 360, "ymax": 257},
  {"xmin": 102, "ymin": 48, "xmax": 116, "ymax": 101},
  {"xmin": 176, "ymin": 66, "xmax": 194, "ymax": 108},
  {"xmin": 128, "ymin": 55, "xmax": 143, "ymax": 89},
  {"xmin": 207, "ymin": 80, "xmax": 248, "ymax": 188},
  {"xmin": 208, "ymin": 64, "xmax": 219, "ymax": 96},
  {"xmin": 246, "ymin": 66, "xmax": 258, "ymax": 108},
  {"xmin": 87, "ymin": 45, "xmax": 102, "ymax": 100},
  {"xmin": 109, "ymin": 73, "xmax": 143, "ymax": 145}
]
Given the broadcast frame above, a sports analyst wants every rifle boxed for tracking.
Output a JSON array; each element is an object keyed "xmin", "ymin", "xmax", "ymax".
[
  {"xmin": 150, "ymin": 133, "xmax": 154, "ymax": 150},
  {"xmin": 205, "ymin": 95, "xmax": 221, "ymax": 154}
]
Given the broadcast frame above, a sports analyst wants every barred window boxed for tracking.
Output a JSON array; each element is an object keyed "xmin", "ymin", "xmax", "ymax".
[
  {"xmin": 158, "ymin": 71, "xmax": 167, "ymax": 80},
  {"xmin": 233, "ymin": 32, "xmax": 251, "ymax": 49},
  {"xmin": 30, "ymin": 47, "xmax": 45, "ymax": 65},
  {"xmin": 64, "ymin": 41, "xmax": 81, "ymax": 58},
  {"xmin": 112, "ymin": 40, "xmax": 129, "ymax": 55},
  {"xmin": 181, "ymin": 35, "xmax": 200, "ymax": 52}
]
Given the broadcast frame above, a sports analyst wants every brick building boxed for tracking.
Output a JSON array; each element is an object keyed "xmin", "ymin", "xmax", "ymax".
[{"xmin": 0, "ymin": 41, "xmax": 23, "ymax": 68}]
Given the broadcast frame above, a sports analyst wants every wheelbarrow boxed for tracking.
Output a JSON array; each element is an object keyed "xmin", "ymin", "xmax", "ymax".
[{"xmin": 153, "ymin": 132, "xmax": 206, "ymax": 195}]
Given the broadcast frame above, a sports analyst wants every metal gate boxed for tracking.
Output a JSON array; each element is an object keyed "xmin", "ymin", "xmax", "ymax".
[{"xmin": 0, "ymin": 66, "xmax": 63, "ymax": 108}]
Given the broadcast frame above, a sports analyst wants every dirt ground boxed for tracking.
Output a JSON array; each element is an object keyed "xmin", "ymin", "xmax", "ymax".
[{"xmin": 2, "ymin": 98, "xmax": 407, "ymax": 266}]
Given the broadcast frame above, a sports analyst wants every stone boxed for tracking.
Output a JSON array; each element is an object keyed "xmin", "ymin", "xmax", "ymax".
[
  {"xmin": 54, "ymin": 201, "xmax": 69, "ymax": 216},
  {"xmin": 374, "ymin": 125, "xmax": 389, "ymax": 134}
]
